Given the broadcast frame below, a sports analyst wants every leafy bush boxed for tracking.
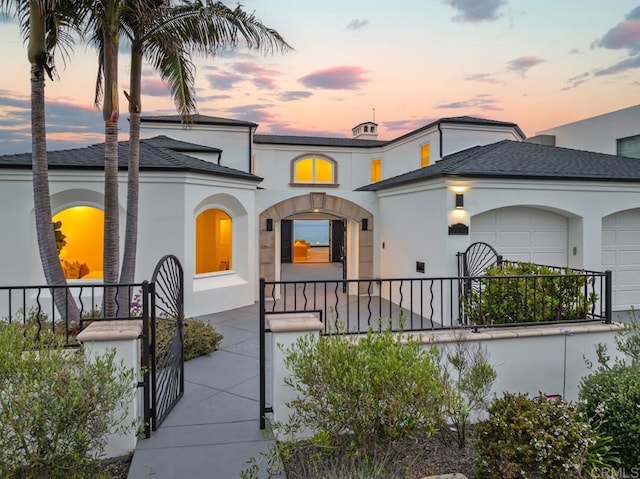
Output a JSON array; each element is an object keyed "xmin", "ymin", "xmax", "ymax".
[
  {"xmin": 475, "ymin": 393, "xmax": 592, "ymax": 478},
  {"xmin": 442, "ymin": 331, "xmax": 496, "ymax": 448},
  {"xmin": 464, "ymin": 262, "xmax": 597, "ymax": 325},
  {"xmin": 0, "ymin": 324, "xmax": 134, "ymax": 478},
  {"xmin": 282, "ymin": 326, "xmax": 445, "ymax": 453},
  {"xmin": 183, "ymin": 318, "xmax": 223, "ymax": 361},
  {"xmin": 579, "ymin": 364, "xmax": 640, "ymax": 469}
]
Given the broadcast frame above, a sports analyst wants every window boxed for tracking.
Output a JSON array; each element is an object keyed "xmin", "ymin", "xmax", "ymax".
[
  {"xmin": 53, "ymin": 206, "xmax": 104, "ymax": 280},
  {"xmin": 371, "ymin": 158, "xmax": 381, "ymax": 182},
  {"xmin": 420, "ymin": 143, "xmax": 430, "ymax": 167},
  {"xmin": 617, "ymin": 134, "xmax": 640, "ymax": 159},
  {"xmin": 195, "ymin": 209, "xmax": 232, "ymax": 274},
  {"xmin": 292, "ymin": 155, "xmax": 337, "ymax": 185}
]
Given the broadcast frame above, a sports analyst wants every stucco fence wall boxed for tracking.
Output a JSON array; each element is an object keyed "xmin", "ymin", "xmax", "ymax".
[{"xmin": 268, "ymin": 313, "xmax": 625, "ymax": 433}]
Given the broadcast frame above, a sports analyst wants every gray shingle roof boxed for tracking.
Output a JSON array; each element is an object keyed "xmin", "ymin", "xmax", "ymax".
[
  {"xmin": 357, "ymin": 140, "xmax": 640, "ymax": 191},
  {"xmin": 0, "ymin": 136, "xmax": 261, "ymax": 182},
  {"xmin": 143, "ymin": 135, "xmax": 222, "ymax": 153},
  {"xmin": 253, "ymin": 116, "xmax": 525, "ymax": 148},
  {"xmin": 140, "ymin": 114, "xmax": 257, "ymax": 128},
  {"xmin": 253, "ymin": 134, "xmax": 387, "ymax": 148}
]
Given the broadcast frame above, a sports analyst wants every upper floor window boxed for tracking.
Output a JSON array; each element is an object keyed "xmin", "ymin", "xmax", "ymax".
[
  {"xmin": 292, "ymin": 155, "xmax": 337, "ymax": 185},
  {"xmin": 371, "ymin": 158, "xmax": 381, "ymax": 182},
  {"xmin": 617, "ymin": 134, "xmax": 640, "ymax": 159},
  {"xmin": 420, "ymin": 143, "xmax": 430, "ymax": 167}
]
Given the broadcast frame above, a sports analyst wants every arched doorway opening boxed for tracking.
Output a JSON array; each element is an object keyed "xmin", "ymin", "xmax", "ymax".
[{"xmin": 259, "ymin": 193, "xmax": 373, "ymax": 283}]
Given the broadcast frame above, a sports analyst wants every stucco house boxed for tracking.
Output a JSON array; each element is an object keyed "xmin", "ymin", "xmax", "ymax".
[{"xmin": 2, "ymin": 109, "xmax": 639, "ymax": 318}]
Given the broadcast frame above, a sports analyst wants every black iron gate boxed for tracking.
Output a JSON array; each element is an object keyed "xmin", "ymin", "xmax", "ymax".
[{"xmin": 142, "ymin": 255, "xmax": 185, "ymax": 437}]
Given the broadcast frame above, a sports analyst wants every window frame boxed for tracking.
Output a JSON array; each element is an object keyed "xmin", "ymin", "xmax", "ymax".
[
  {"xmin": 420, "ymin": 143, "xmax": 430, "ymax": 168},
  {"xmin": 617, "ymin": 134, "xmax": 640, "ymax": 159},
  {"xmin": 290, "ymin": 154, "xmax": 339, "ymax": 187},
  {"xmin": 370, "ymin": 158, "xmax": 382, "ymax": 182},
  {"xmin": 194, "ymin": 206, "xmax": 234, "ymax": 276}
]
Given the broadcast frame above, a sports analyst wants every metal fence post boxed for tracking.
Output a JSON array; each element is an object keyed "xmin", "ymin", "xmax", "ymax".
[
  {"xmin": 605, "ymin": 270, "xmax": 612, "ymax": 324},
  {"xmin": 140, "ymin": 280, "xmax": 151, "ymax": 438},
  {"xmin": 259, "ymin": 277, "xmax": 267, "ymax": 430}
]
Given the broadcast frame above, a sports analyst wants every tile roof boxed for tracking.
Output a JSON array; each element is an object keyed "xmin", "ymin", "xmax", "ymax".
[
  {"xmin": 0, "ymin": 136, "xmax": 261, "ymax": 182},
  {"xmin": 357, "ymin": 140, "xmax": 640, "ymax": 191},
  {"xmin": 140, "ymin": 114, "xmax": 257, "ymax": 128}
]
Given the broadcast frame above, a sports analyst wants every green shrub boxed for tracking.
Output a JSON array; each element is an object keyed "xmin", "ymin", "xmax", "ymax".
[
  {"xmin": 579, "ymin": 364, "xmax": 640, "ymax": 469},
  {"xmin": 282, "ymin": 326, "xmax": 445, "ymax": 453},
  {"xmin": 475, "ymin": 393, "xmax": 592, "ymax": 478},
  {"xmin": 0, "ymin": 323, "xmax": 134, "ymax": 478},
  {"xmin": 182, "ymin": 318, "xmax": 223, "ymax": 361},
  {"xmin": 465, "ymin": 262, "xmax": 597, "ymax": 325}
]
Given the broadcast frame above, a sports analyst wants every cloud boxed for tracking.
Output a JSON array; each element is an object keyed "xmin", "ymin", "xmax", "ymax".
[
  {"xmin": 0, "ymin": 90, "xmax": 118, "ymax": 154},
  {"xmin": 383, "ymin": 118, "xmax": 437, "ymax": 133},
  {"xmin": 231, "ymin": 61, "xmax": 281, "ymax": 90},
  {"xmin": 561, "ymin": 72, "xmax": 591, "ymax": 90},
  {"xmin": 506, "ymin": 56, "xmax": 547, "ymax": 77},
  {"xmin": 443, "ymin": 0, "xmax": 508, "ymax": 23},
  {"xmin": 141, "ymin": 78, "xmax": 169, "ymax": 97},
  {"xmin": 568, "ymin": 48, "xmax": 582, "ymax": 55},
  {"xmin": 593, "ymin": 7, "xmax": 640, "ymax": 52},
  {"xmin": 299, "ymin": 66, "xmax": 370, "ymax": 90},
  {"xmin": 199, "ymin": 94, "xmax": 232, "ymax": 101},
  {"xmin": 224, "ymin": 103, "xmax": 278, "ymax": 123},
  {"xmin": 206, "ymin": 72, "xmax": 244, "ymax": 90},
  {"xmin": 346, "ymin": 19, "xmax": 369, "ymax": 31},
  {"xmin": 279, "ymin": 91, "xmax": 313, "ymax": 102},
  {"xmin": 437, "ymin": 94, "xmax": 502, "ymax": 111},
  {"xmin": 464, "ymin": 73, "xmax": 505, "ymax": 84},
  {"xmin": 259, "ymin": 121, "xmax": 341, "ymax": 137},
  {"xmin": 590, "ymin": 6, "xmax": 640, "ymax": 77},
  {"xmin": 594, "ymin": 55, "xmax": 640, "ymax": 76}
]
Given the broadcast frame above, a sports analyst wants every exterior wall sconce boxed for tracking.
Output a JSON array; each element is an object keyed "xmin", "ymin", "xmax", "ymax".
[
  {"xmin": 266, "ymin": 218, "xmax": 273, "ymax": 231},
  {"xmin": 455, "ymin": 193, "xmax": 464, "ymax": 209},
  {"xmin": 361, "ymin": 218, "xmax": 368, "ymax": 231}
]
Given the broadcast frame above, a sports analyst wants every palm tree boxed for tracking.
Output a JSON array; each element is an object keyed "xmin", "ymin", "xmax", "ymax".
[
  {"xmin": 102, "ymin": 0, "xmax": 291, "ymax": 286},
  {"xmin": 0, "ymin": 0, "xmax": 85, "ymax": 324}
]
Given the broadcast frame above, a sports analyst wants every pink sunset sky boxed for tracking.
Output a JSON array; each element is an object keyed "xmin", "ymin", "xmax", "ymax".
[{"xmin": 0, "ymin": 0, "xmax": 639, "ymax": 154}]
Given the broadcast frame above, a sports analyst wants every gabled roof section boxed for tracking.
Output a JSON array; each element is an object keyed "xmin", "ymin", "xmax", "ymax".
[
  {"xmin": 357, "ymin": 140, "xmax": 640, "ymax": 191},
  {"xmin": 253, "ymin": 134, "xmax": 387, "ymax": 148},
  {"xmin": 140, "ymin": 114, "xmax": 257, "ymax": 128},
  {"xmin": 143, "ymin": 135, "xmax": 222, "ymax": 153},
  {"xmin": 254, "ymin": 115, "xmax": 525, "ymax": 149},
  {"xmin": 0, "ymin": 136, "xmax": 261, "ymax": 182}
]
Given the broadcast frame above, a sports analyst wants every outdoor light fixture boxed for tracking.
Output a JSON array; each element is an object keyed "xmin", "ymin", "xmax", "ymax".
[
  {"xmin": 361, "ymin": 218, "xmax": 368, "ymax": 231},
  {"xmin": 455, "ymin": 193, "xmax": 464, "ymax": 209},
  {"xmin": 266, "ymin": 218, "xmax": 273, "ymax": 231}
]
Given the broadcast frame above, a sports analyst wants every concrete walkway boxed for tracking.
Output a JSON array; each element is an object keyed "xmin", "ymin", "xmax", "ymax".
[{"xmin": 127, "ymin": 302, "xmax": 276, "ymax": 479}]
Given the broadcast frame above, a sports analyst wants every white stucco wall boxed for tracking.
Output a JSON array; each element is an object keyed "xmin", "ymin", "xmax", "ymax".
[
  {"xmin": 536, "ymin": 104, "xmax": 640, "ymax": 155},
  {"xmin": 140, "ymin": 122, "xmax": 253, "ymax": 173}
]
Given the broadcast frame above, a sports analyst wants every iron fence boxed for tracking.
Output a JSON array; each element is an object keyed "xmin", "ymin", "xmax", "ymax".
[{"xmin": 260, "ymin": 269, "xmax": 610, "ymax": 336}]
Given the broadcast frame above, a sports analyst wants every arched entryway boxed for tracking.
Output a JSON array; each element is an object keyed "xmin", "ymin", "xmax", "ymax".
[{"xmin": 259, "ymin": 193, "xmax": 373, "ymax": 283}]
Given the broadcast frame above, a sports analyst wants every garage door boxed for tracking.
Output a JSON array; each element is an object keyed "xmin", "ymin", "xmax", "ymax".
[
  {"xmin": 602, "ymin": 209, "xmax": 640, "ymax": 311},
  {"xmin": 471, "ymin": 207, "xmax": 568, "ymax": 266}
]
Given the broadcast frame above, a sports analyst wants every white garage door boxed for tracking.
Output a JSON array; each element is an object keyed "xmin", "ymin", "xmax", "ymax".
[
  {"xmin": 602, "ymin": 210, "xmax": 640, "ymax": 311},
  {"xmin": 471, "ymin": 207, "xmax": 568, "ymax": 266}
]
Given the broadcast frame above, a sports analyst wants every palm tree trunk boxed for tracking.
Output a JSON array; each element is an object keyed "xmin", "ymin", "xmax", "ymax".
[
  {"xmin": 120, "ymin": 44, "xmax": 142, "ymax": 286},
  {"xmin": 29, "ymin": 3, "xmax": 80, "ymax": 326},
  {"xmin": 102, "ymin": 17, "xmax": 120, "ymax": 317}
]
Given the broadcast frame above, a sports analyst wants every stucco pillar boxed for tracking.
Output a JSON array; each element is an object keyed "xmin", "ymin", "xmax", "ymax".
[
  {"xmin": 581, "ymin": 214, "xmax": 603, "ymax": 271},
  {"xmin": 268, "ymin": 313, "xmax": 323, "ymax": 439},
  {"xmin": 77, "ymin": 320, "xmax": 142, "ymax": 458}
]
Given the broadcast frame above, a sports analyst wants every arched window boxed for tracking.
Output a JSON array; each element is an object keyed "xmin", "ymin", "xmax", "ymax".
[
  {"xmin": 53, "ymin": 206, "xmax": 104, "ymax": 279},
  {"xmin": 195, "ymin": 208, "xmax": 233, "ymax": 274},
  {"xmin": 292, "ymin": 155, "xmax": 337, "ymax": 185}
]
